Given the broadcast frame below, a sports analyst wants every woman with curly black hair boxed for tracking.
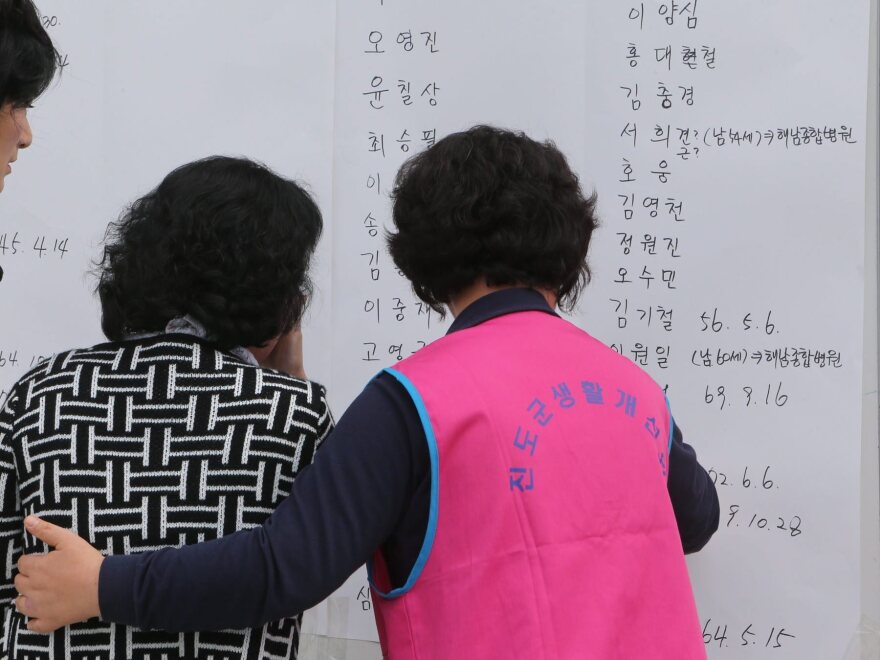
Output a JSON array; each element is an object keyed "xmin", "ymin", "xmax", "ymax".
[
  {"xmin": 0, "ymin": 156, "xmax": 332, "ymax": 659},
  {"xmin": 388, "ymin": 124, "xmax": 595, "ymax": 315},
  {"xmin": 18, "ymin": 128, "xmax": 718, "ymax": 660},
  {"xmin": 0, "ymin": 0, "xmax": 58, "ymax": 194},
  {"xmin": 96, "ymin": 155, "xmax": 320, "ymax": 357}
]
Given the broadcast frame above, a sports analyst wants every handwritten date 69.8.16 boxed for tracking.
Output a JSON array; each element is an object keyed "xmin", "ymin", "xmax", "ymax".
[{"xmin": 703, "ymin": 383, "xmax": 788, "ymax": 410}]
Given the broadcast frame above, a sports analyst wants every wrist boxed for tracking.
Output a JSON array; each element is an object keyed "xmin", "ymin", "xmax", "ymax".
[
  {"xmin": 93, "ymin": 555, "xmax": 105, "ymax": 619},
  {"xmin": 98, "ymin": 554, "xmax": 140, "ymax": 626}
]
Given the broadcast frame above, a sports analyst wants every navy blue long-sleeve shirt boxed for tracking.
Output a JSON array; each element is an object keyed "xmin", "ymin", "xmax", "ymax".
[{"xmin": 100, "ymin": 288, "xmax": 720, "ymax": 632}]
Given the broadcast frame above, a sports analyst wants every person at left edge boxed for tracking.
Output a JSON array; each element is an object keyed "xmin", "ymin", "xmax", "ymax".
[
  {"xmin": 0, "ymin": 0, "xmax": 56, "ymax": 195},
  {"xmin": 0, "ymin": 0, "xmax": 59, "ymax": 283}
]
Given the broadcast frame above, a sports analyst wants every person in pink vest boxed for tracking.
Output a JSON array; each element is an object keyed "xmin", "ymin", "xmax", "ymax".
[{"xmin": 14, "ymin": 125, "xmax": 718, "ymax": 659}]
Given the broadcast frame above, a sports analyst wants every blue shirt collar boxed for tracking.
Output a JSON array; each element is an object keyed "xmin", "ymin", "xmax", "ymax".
[{"xmin": 447, "ymin": 288, "xmax": 559, "ymax": 334}]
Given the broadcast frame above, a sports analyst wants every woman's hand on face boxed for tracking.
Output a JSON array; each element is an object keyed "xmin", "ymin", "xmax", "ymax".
[{"xmin": 258, "ymin": 328, "xmax": 306, "ymax": 380}]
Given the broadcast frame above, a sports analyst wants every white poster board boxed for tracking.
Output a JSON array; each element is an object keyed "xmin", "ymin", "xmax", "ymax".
[{"xmin": 0, "ymin": 2, "xmax": 876, "ymax": 658}]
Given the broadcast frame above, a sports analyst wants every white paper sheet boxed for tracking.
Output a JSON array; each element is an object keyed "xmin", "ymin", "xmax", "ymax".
[
  {"xmin": 577, "ymin": 4, "xmax": 869, "ymax": 657},
  {"xmin": 0, "ymin": 1, "xmax": 337, "ymax": 393}
]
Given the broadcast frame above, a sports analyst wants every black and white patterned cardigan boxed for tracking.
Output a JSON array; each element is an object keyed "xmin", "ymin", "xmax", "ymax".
[{"xmin": 0, "ymin": 334, "xmax": 333, "ymax": 659}]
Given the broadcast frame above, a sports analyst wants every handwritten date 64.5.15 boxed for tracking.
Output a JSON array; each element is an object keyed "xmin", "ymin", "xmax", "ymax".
[{"xmin": 702, "ymin": 619, "xmax": 795, "ymax": 650}]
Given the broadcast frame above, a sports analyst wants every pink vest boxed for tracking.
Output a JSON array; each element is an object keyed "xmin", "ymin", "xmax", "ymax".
[{"xmin": 369, "ymin": 311, "xmax": 705, "ymax": 659}]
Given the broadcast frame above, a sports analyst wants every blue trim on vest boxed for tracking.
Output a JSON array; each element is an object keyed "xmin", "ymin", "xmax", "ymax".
[
  {"xmin": 367, "ymin": 367, "xmax": 440, "ymax": 600},
  {"xmin": 665, "ymin": 396, "xmax": 674, "ymax": 455}
]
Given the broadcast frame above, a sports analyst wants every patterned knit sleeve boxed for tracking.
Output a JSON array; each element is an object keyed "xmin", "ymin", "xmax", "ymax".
[
  {"xmin": 0, "ymin": 388, "xmax": 23, "ymax": 606},
  {"xmin": 312, "ymin": 383, "xmax": 334, "ymax": 453}
]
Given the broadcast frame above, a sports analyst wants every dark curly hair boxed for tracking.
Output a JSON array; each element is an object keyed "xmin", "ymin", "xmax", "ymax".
[
  {"xmin": 96, "ymin": 156, "xmax": 323, "ymax": 349},
  {"xmin": 388, "ymin": 125, "xmax": 598, "ymax": 314},
  {"xmin": 0, "ymin": 0, "xmax": 59, "ymax": 108}
]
